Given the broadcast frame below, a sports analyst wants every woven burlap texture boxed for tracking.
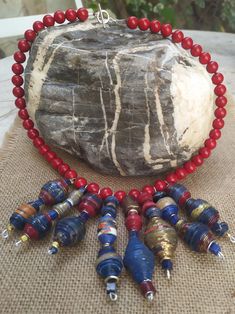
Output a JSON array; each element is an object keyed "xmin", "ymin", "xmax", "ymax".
[{"xmin": 0, "ymin": 101, "xmax": 235, "ymax": 314}]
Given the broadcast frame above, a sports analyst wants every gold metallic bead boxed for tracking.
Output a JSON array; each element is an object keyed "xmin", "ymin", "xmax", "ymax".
[
  {"xmin": 156, "ymin": 197, "xmax": 177, "ymax": 210},
  {"xmin": 121, "ymin": 196, "xmax": 140, "ymax": 216}
]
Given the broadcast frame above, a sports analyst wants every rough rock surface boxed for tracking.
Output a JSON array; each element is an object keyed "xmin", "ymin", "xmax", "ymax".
[{"xmin": 25, "ymin": 20, "xmax": 214, "ymax": 176}]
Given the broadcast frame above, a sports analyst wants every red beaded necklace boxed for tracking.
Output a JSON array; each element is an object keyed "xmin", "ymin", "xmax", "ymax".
[{"xmin": 11, "ymin": 7, "xmax": 227, "ymax": 202}]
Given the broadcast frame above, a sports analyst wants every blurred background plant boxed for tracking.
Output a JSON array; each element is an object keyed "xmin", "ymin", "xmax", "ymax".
[{"xmin": 83, "ymin": 0, "xmax": 235, "ymax": 32}]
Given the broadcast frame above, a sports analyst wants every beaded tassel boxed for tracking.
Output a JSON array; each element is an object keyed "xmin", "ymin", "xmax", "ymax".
[
  {"xmin": 48, "ymin": 192, "xmax": 102, "ymax": 254},
  {"xmin": 138, "ymin": 192, "xmax": 177, "ymax": 279},
  {"xmin": 166, "ymin": 183, "xmax": 235, "ymax": 242},
  {"xmin": 15, "ymin": 188, "xmax": 85, "ymax": 248},
  {"xmin": 2, "ymin": 178, "xmax": 71, "ymax": 239},
  {"xmin": 96, "ymin": 195, "xmax": 123, "ymax": 301},
  {"xmin": 156, "ymin": 197, "xmax": 224, "ymax": 259},
  {"xmin": 122, "ymin": 195, "xmax": 156, "ymax": 301}
]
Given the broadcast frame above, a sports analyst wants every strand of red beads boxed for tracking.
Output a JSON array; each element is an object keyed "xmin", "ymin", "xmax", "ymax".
[{"xmin": 12, "ymin": 8, "xmax": 227, "ymax": 201}]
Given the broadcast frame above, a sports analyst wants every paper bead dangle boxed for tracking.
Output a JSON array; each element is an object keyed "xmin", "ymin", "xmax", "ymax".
[{"xmin": 1, "ymin": 178, "xmax": 71, "ymax": 239}]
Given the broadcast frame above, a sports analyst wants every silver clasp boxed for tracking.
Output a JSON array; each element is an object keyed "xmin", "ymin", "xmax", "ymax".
[{"xmin": 94, "ymin": 3, "xmax": 114, "ymax": 28}]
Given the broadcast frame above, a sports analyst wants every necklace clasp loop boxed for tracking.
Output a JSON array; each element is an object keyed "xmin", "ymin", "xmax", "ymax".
[{"xmin": 94, "ymin": 4, "xmax": 110, "ymax": 28}]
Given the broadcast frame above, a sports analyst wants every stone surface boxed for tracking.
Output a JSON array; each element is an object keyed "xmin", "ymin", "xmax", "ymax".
[{"xmin": 25, "ymin": 20, "xmax": 214, "ymax": 177}]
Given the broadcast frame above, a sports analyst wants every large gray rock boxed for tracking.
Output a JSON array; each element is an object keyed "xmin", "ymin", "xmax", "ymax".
[{"xmin": 25, "ymin": 20, "xmax": 214, "ymax": 176}]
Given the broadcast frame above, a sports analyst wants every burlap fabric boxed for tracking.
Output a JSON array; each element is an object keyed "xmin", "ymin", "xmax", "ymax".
[{"xmin": 0, "ymin": 99, "xmax": 234, "ymax": 314}]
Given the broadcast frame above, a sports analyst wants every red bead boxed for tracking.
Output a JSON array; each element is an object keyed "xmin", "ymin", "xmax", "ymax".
[
  {"xmin": 154, "ymin": 179, "xmax": 167, "ymax": 191},
  {"xmin": 206, "ymin": 61, "xmax": 218, "ymax": 73},
  {"xmin": 214, "ymin": 84, "xmax": 226, "ymax": 96},
  {"xmin": 138, "ymin": 18, "xmax": 150, "ymax": 31},
  {"xmin": 150, "ymin": 20, "xmax": 161, "ymax": 33},
  {"xmin": 12, "ymin": 63, "xmax": 24, "ymax": 75},
  {"xmin": 213, "ymin": 118, "xmax": 224, "ymax": 129},
  {"xmin": 192, "ymin": 154, "xmax": 204, "ymax": 166},
  {"xmin": 12, "ymin": 75, "xmax": 23, "ymax": 86},
  {"xmin": 114, "ymin": 190, "xmax": 126, "ymax": 203},
  {"xmin": 209, "ymin": 129, "xmax": 221, "ymax": 140},
  {"xmin": 199, "ymin": 52, "xmax": 211, "ymax": 64},
  {"xmin": 87, "ymin": 182, "xmax": 100, "ymax": 194},
  {"xmin": 23, "ymin": 119, "xmax": 34, "ymax": 130},
  {"xmin": 172, "ymin": 30, "xmax": 184, "ymax": 43},
  {"xmin": 182, "ymin": 37, "xmax": 193, "ymax": 49},
  {"xmin": 212, "ymin": 73, "xmax": 224, "ymax": 85},
  {"xmin": 58, "ymin": 163, "xmax": 70, "ymax": 176},
  {"xmin": 137, "ymin": 192, "xmax": 152, "ymax": 206},
  {"xmin": 199, "ymin": 147, "xmax": 211, "ymax": 159},
  {"xmin": 54, "ymin": 10, "xmax": 65, "ymax": 24},
  {"xmin": 43, "ymin": 15, "xmax": 55, "ymax": 27},
  {"xmin": 166, "ymin": 173, "xmax": 178, "ymax": 184},
  {"xmin": 39, "ymin": 144, "xmax": 50, "ymax": 155},
  {"xmin": 27, "ymin": 128, "xmax": 39, "ymax": 140},
  {"xmin": 51, "ymin": 157, "xmax": 63, "ymax": 169},
  {"xmin": 18, "ymin": 39, "xmax": 30, "ymax": 52},
  {"xmin": 33, "ymin": 137, "xmax": 44, "ymax": 148},
  {"xmin": 161, "ymin": 23, "xmax": 172, "ymax": 37},
  {"xmin": 204, "ymin": 138, "xmax": 217, "ymax": 150},
  {"xmin": 77, "ymin": 8, "xmax": 89, "ymax": 21},
  {"xmin": 128, "ymin": 189, "xmax": 140, "ymax": 201},
  {"xmin": 15, "ymin": 98, "xmax": 26, "ymax": 109},
  {"xmin": 141, "ymin": 200, "xmax": 156, "ymax": 215},
  {"xmin": 175, "ymin": 168, "xmax": 187, "ymax": 180},
  {"xmin": 142, "ymin": 185, "xmax": 155, "ymax": 195},
  {"xmin": 13, "ymin": 86, "xmax": 24, "ymax": 98},
  {"xmin": 215, "ymin": 107, "xmax": 227, "ymax": 119},
  {"xmin": 45, "ymin": 151, "xmax": 57, "ymax": 162},
  {"xmin": 65, "ymin": 169, "xmax": 77, "ymax": 179},
  {"xmin": 191, "ymin": 44, "xmax": 202, "ymax": 57},
  {"xmin": 74, "ymin": 177, "xmax": 87, "ymax": 188},
  {"xmin": 65, "ymin": 9, "xmax": 77, "ymax": 22},
  {"xmin": 18, "ymin": 108, "xmax": 29, "ymax": 120},
  {"xmin": 126, "ymin": 16, "xmax": 138, "ymax": 29},
  {"xmin": 24, "ymin": 29, "xmax": 36, "ymax": 42},
  {"xmin": 184, "ymin": 161, "xmax": 196, "ymax": 174},
  {"xmin": 215, "ymin": 96, "xmax": 227, "ymax": 107},
  {"xmin": 125, "ymin": 213, "xmax": 142, "ymax": 232},
  {"xmin": 33, "ymin": 21, "xmax": 45, "ymax": 33},
  {"xmin": 100, "ymin": 187, "xmax": 113, "ymax": 199},
  {"xmin": 14, "ymin": 51, "xmax": 26, "ymax": 63}
]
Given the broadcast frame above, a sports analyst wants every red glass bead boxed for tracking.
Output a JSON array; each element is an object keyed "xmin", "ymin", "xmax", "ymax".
[
  {"xmin": 58, "ymin": 163, "xmax": 70, "ymax": 176},
  {"xmin": 77, "ymin": 8, "xmax": 89, "ymax": 21},
  {"xmin": 215, "ymin": 96, "xmax": 227, "ymax": 107},
  {"xmin": 126, "ymin": 16, "xmax": 138, "ymax": 29},
  {"xmin": 14, "ymin": 51, "xmax": 26, "ymax": 63},
  {"xmin": 39, "ymin": 144, "xmax": 50, "ymax": 155},
  {"xmin": 128, "ymin": 189, "xmax": 140, "ymax": 200},
  {"xmin": 206, "ymin": 61, "xmax": 218, "ymax": 73},
  {"xmin": 51, "ymin": 157, "xmax": 63, "ymax": 169},
  {"xmin": 161, "ymin": 23, "xmax": 172, "ymax": 37},
  {"xmin": 15, "ymin": 98, "xmax": 26, "ymax": 109},
  {"xmin": 87, "ymin": 182, "xmax": 100, "ymax": 194},
  {"xmin": 137, "ymin": 192, "xmax": 152, "ymax": 206},
  {"xmin": 33, "ymin": 137, "xmax": 45, "ymax": 148},
  {"xmin": 184, "ymin": 161, "xmax": 196, "ymax": 174},
  {"xmin": 65, "ymin": 169, "xmax": 77, "ymax": 179},
  {"xmin": 192, "ymin": 154, "xmax": 204, "ymax": 166},
  {"xmin": 199, "ymin": 147, "xmax": 211, "ymax": 159},
  {"xmin": 212, "ymin": 73, "xmax": 224, "ymax": 85},
  {"xmin": 204, "ymin": 138, "xmax": 217, "ymax": 150},
  {"xmin": 209, "ymin": 129, "xmax": 221, "ymax": 140},
  {"xmin": 199, "ymin": 52, "xmax": 211, "ymax": 64},
  {"xmin": 114, "ymin": 190, "xmax": 127, "ymax": 203},
  {"xmin": 142, "ymin": 185, "xmax": 155, "ymax": 195},
  {"xmin": 166, "ymin": 173, "xmax": 178, "ymax": 184},
  {"xmin": 18, "ymin": 39, "xmax": 30, "ymax": 52},
  {"xmin": 23, "ymin": 119, "xmax": 34, "ymax": 130},
  {"xmin": 18, "ymin": 108, "xmax": 29, "ymax": 120},
  {"xmin": 175, "ymin": 168, "xmax": 187, "ymax": 180},
  {"xmin": 150, "ymin": 20, "xmax": 161, "ymax": 33},
  {"xmin": 138, "ymin": 18, "xmax": 150, "ymax": 31},
  {"xmin": 182, "ymin": 37, "xmax": 193, "ymax": 49},
  {"xmin": 33, "ymin": 21, "xmax": 45, "ymax": 33},
  {"xmin": 191, "ymin": 44, "xmax": 202, "ymax": 57},
  {"xmin": 54, "ymin": 10, "xmax": 65, "ymax": 24},
  {"xmin": 12, "ymin": 63, "xmax": 24, "ymax": 75},
  {"xmin": 213, "ymin": 118, "xmax": 224, "ymax": 129},
  {"xmin": 65, "ymin": 9, "xmax": 77, "ymax": 22},
  {"xmin": 154, "ymin": 179, "xmax": 167, "ymax": 191},
  {"xmin": 214, "ymin": 84, "xmax": 226, "ymax": 96},
  {"xmin": 100, "ymin": 187, "xmax": 113, "ymax": 199},
  {"xmin": 74, "ymin": 177, "xmax": 87, "ymax": 188},
  {"xmin": 45, "ymin": 151, "xmax": 57, "ymax": 162},
  {"xmin": 12, "ymin": 75, "xmax": 23, "ymax": 87},
  {"xmin": 27, "ymin": 128, "xmax": 39, "ymax": 140},
  {"xmin": 24, "ymin": 29, "xmax": 36, "ymax": 42},
  {"xmin": 125, "ymin": 213, "xmax": 142, "ymax": 232},
  {"xmin": 172, "ymin": 30, "xmax": 184, "ymax": 43},
  {"xmin": 13, "ymin": 86, "xmax": 24, "ymax": 98},
  {"xmin": 43, "ymin": 15, "xmax": 55, "ymax": 27},
  {"xmin": 215, "ymin": 107, "xmax": 227, "ymax": 119}
]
